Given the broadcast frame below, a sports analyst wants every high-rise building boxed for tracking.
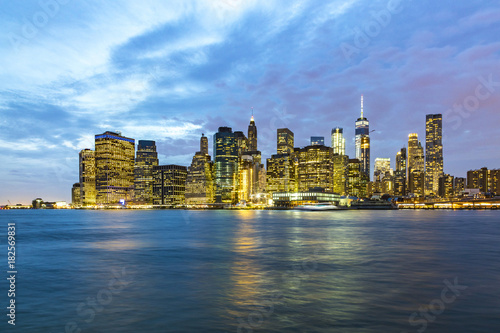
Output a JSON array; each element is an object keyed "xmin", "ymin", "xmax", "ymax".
[
  {"xmin": 134, "ymin": 140, "xmax": 159, "ymax": 204},
  {"xmin": 248, "ymin": 115, "xmax": 257, "ymax": 151},
  {"xmin": 332, "ymin": 154, "xmax": 349, "ymax": 195},
  {"xmin": 72, "ymin": 183, "xmax": 81, "ymax": 206},
  {"xmin": 95, "ymin": 131, "xmax": 135, "ymax": 204},
  {"xmin": 454, "ymin": 177, "xmax": 466, "ymax": 196},
  {"xmin": 347, "ymin": 158, "xmax": 368, "ymax": 198},
  {"xmin": 407, "ymin": 133, "xmax": 424, "ymax": 196},
  {"xmin": 266, "ymin": 154, "xmax": 297, "ymax": 194},
  {"xmin": 331, "ymin": 127, "xmax": 345, "ymax": 155},
  {"xmin": 394, "ymin": 148, "xmax": 407, "ymax": 196},
  {"xmin": 214, "ymin": 127, "xmax": 239, "ymax": 203},
  {"xmin": 466, "ymin": 167, "xmax": 500, "ymax": 194},
  {"xmin": 152, "ymin": 165, "xmax": 187, "ymax": 205},
  {"xmin": 438, "ymin": 174, "xmax": 454, "ymax": 198},
  {"xmin": 79, "ymin": 148, "xmax": 96, "ymax": 205},
  {"xmin": 296, "ymin": 145, "xmax": 333, "ymax": 192},
  {"xmin": 277, "ymin": 128, "xmax": 294, "ymax": 155},
  {"xmin": 355, "ymin": 95, "xmax": 370, "ymax": 161},
  {"xmin": 374, "ymin": 158, "xmax": 391, "ymax": 182},
  {"xmin": 310, "ymin": 136, "xmax": 325, "ymax": 146},
  {"xmin": 200, "ymin": 133, "xmax": 209, "ymax": 155},
  {"xmin": 360, "ymin": 135, "xmax": 370, "ymax": 178},
  {"xmin": 425, "ymin": 114, "xmax": 443, "ymax": 196},
  {"xmin": 186, "ymin": 134, "xmax": 214, "ymax": 205}
]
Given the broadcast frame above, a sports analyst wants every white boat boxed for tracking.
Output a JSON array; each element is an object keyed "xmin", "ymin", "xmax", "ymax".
[{"xmin": 294, "ymin": 203, "xmax": 339, "ymax": 211}]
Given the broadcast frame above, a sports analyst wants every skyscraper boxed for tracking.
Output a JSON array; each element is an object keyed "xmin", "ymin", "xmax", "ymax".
[
  {"xmin": 331, "ymin": 127, "xmax": 345, "ymax": 155},
  {"xmin": 332, "ymin": 154, "xmax": 349, "ymax": 195},
  {"xmin": 374, "ymin": 158, "xmax": 391, "ymax": 182},
  {"xmin": 214, "ymin": 127, "xmax": 239, "ymax": 203},
  {"xmin": 394, "ymin": 148, "xmax": 407, "ymax": 196},
  {"xmin": 248, "ymin": 115, "xmax": 257, "ymax": 151},
  {"xmin": 95, "ymin": 131, "xmax": 135, "ymax": 204},
  {"xmin": 134, "ymin": 140, "xmax": 159, "ymax": 204},
  {"xmin": 360, "ymin": 135, "xmax": 370, "ymax": 178},
  {"xmin": 79, "ymin": 148, "xmax": 96, "ymax": 205},
  {"xmin": 297, "ymin": 145, "xmax": 333, "ymax": 192},
  {"xmin": 408, "ymin": 134, "xmax": 424, "ymax": 176},
  {"xmin": 355, "ymin": 95, "xmax": 369, "ymax": 160},
  {"xmin": 277, "ymin": 128, "xmax": 294, "ymax": 154},
  {"xmin": 152, "ymin": 165, "xmax": 187, "ymax": 206},
  {"xmin": 200, "ymin": 133, "xmax": 208, "ymax": 155},
  {"xmin": 425, "ymin": 114, "xmax": 443, "ymax": 196},
  {"xmin": 355, "ymin": 95, "xmax": 370, "ymax": 178},
  {"xmin": 310, "ymin": 136, "xmax": 325, "ymax": 146}
]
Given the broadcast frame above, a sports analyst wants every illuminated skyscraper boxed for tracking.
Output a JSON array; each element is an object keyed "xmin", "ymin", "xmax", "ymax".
[
  {"xmin": 394, "ymin": 148, "xmax": 407, "ymax": 196},
  {"xmin": 277, "ymin": 128, "xmax": 294, "ymax": 155},
  {"xmin": 347, "ymin": 158, "xmax": 368, "ymax": 198},
  {"xmin": 360, "ymin": 135, "xmax": 370, "ymax": 178},
  {"xmin": 214, "ymin": 127, "xmax": 239, "ymax": 203},
  {"xmin": 425, "ymin": 114, "xmax": 443, "ymax": 196},
  {"xmin": 332, "ymin": 154, "xmax": 349, "ymax": 195},
  {"xmin": 186, "ymin": 134, "xmax": 214, "ymax": 204},
  {"xmin": 248, "ymin": 115, "xmax": 257, "ymax": 151},
  {"xmin": 374, "ymin": 158, "xmax": 391, "ymax": 182},
  {"xmin": 355, "ymin": 95, "xmax": 369, "ymax": 160},
  {"xmin": 95, "ymin": 131, "xmax": 135, "ymax": 204},
  {"xmin": 408, "ymin": 134, "xmax": 424, "ymax": 176},
  {"xmin": 152, "ymin": 165, "xmax": 187, "ymax": 205},
  {"xmin": 134, "ymin": 140, "xmax": 159, "ymax": 204},
  {"xmin": 438, "ymin": 174, "xmax": 454, "ymax": 198},
  {"xmin": 310, "ymin": 136, "xmax": 325, "ymax": 146},
  {"xmin": 200, "ymin": 133, "xmax": 209, "ymax": 155},
  {"xmin": 296, "ymin": 145, "xmax": 333, "ymax": 192},
  {"xmin": 72, "ymin": 183, "xmax": 81, "ymax": 206},
  {"xmin": 79, "ymin": 148, "xmax": 96, "ymax": 205},
  {"xmin": 331, "ymin": 127, "xmax": 345, "ymax": 155}
]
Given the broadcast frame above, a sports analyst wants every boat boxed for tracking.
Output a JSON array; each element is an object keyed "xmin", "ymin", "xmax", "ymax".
[{"xmin": 294, "ymin": 203, "xmax": 340, "ymax": 211}]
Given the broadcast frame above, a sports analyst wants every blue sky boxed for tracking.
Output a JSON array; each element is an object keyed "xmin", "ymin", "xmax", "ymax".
[{"xmin": 1, "ymin": 0, "xmax": 500, "ymax": 204}]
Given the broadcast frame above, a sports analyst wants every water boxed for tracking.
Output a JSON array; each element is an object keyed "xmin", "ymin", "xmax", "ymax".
[{"xmin": 0, "ymin": 210, "xmax": 499, "ymax": 332}]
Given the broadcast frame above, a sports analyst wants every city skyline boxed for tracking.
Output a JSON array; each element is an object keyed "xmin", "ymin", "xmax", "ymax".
[{"xmin": 1, "ymin": 0, "xmax": 500, "ymax": 204}]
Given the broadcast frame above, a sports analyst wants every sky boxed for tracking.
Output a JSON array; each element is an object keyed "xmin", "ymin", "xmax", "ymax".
[{"xmin": 1, "ymin": 0, "xmax": 500, "ymax": 204}]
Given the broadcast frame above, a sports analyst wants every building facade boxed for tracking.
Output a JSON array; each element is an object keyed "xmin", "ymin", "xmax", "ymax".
[
  {"xmin": 277, "ymin": 128, "xmax": 294, "ymax": 155},
  {"xmin": 296, "ymin": 145, "xmax": 334, "ymax": 192},
  {"xmin": 425, "ymin": 114, "xmax": 443, "ymax": 196},
  {"xmin": 331, "ymin": 127, "xmax": 345, "ymax": 156},
  {"xmin": 153, "ymin": 165, "xmax": 187, "ymax": 205},
  {"xmin": 79, "ymin": 148, "xmax": 96, "ymax": 205},
  {"xmin": 134, "ymin": 140, "xmax": 159, "ymax": 204},
  {"xmin": 95, "ymin": 131, "xmax": 135, "ymax": 204},
  {"xmin": 214, "ymin": 127, "xmax": 239, "ymax": 203},
  {"xmin": 185, "ymin": 134, "xmax": 214, "ymax": 205}
]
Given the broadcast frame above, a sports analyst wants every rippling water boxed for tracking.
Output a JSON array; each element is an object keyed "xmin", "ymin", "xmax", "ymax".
[{"xmin": 1, "ymin": 210, "xmax": 499, "ymax": 332}]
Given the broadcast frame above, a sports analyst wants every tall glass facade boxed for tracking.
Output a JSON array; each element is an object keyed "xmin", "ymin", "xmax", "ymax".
[
  {"xmin": 425, "ymin": 114, "xmax": 443, "ymax": 196},
  {"xmin": 134, "ymin": 140, "xmax": 158, "ymax": 204}
]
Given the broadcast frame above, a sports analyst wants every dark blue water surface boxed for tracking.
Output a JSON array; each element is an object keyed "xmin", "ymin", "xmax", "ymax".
[{"xmin": 0, "ymin": 210, "xmax": 499, "ymax": 332}]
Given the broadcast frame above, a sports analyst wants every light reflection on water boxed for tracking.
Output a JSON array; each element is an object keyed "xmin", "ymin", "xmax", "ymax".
[{"xmin": 1, "ymin": 209, "xmax": 499, "ymax": 332}]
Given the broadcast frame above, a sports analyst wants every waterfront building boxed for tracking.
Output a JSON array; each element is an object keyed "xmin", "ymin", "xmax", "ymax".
[
  {"xmin": 185, "ymin": 134, "xmax": 214, "ymax": 205},
  {"xmin": 94, "ymin": 131, "xmax": 135, "ymax": 204},
  {"xmin": 409, "ymin": 170, "xmax": 425, "ymax": 197},
  {"xmin": 355, "ymin": 95, "xmax": 370, "ymax": 177},
  {"xmin": 72, "ymin": 183, "xmax": 81, "ymax": 206},
  {"xmin": 272, "ymin": 189, "xmax": 341, "ymax": 208},
  {"xmin": 394, "ymin": 148, "xmax": 407, "ymax": 196},
  {"xmin": 296, "ymin": 145, "xmax": 334, "ymax": 192},
  {"xmin": 347, "ymin": 158, "xmax": 368, "ymax": 198},
  {"xmin": 331, "ymin": 127, "xmax": 345, "ymax": 155},
  {"xmin": 467, "ymin": 168, "xmax": 500, "ymax": 194},
  {"xmin": 454, "ymin": 177, "xmax": 466, "ymax": 196},
  {"xmin": 310, "ymin": 136, "xmax": 325, "ymax": 146},
  {"xmin": 214, "ymin": 127, "xmax": 239, "ymax": 203},
  {"xmin": 425, "ymin": 114, "xmax": 443, "ymax": 196},
  {"xmin": 332, "ymin": 154, "xmax": 349, "ymax": 195},
  {"xmin": 266, "ymin": 154, "xmax": 297, "ymax": 194},
  {"xmin": 438, "ymin": 174, "xmax": 454, "ymax": 198},
  {"xmin": 134, "ymin": 140, "xmax": 159, "ymax": 204},
  {"xmin": 277, "ymin": 128, "xmax": 294, "ymax": 155},
  {"xmin": 79, "ymin": 148, "xmax": 96, "ymax": 205},
  {"xmin": 152, "ymin": 165, "xmax": 187, "ymax": 205}
]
